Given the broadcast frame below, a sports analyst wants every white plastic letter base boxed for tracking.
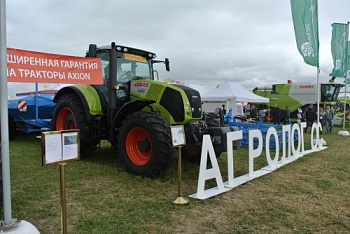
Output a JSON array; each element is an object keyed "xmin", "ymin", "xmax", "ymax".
[{"xmin": 338, "ymin": 130, "xmax": 350, "ymax": 136}]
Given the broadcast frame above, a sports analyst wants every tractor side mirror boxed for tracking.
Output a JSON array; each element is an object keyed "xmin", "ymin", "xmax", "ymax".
[
  {"xmin": 165, "ymin": 58, "xmax": 170, "ymax": 71},
  {"xmin": 153, "ymin": 58, "xmax": 170, "ymax": 72}
]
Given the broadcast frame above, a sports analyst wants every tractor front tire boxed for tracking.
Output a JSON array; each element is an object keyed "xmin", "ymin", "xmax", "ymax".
[
  {"xmin": 51, "ymin": 93, "xmax": 96, "ymax": 158},
  {"xmin": 118, "ymin": 111, "xmax": 176, "ymax": 177}
]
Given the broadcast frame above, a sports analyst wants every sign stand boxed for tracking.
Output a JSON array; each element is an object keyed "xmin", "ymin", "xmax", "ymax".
[
  {"xmin": 173, "ymin": 145, "xmax": 189, "ymax": 205},
  {"xmin": 41, "ymin": 130, "xmax": 80, "ymax": 234},
  {"xmin": 170, "ymin": 125, "xmax": 189, "ymax": 205},
  {"xmin": 60, "ymin": 163, "xmax": 68, "ymax": 234}
]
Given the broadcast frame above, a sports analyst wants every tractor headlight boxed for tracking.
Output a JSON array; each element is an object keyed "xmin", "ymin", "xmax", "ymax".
[{"xmin": 185, "ymin": 105, "xmax": 191, "ymax": 117}]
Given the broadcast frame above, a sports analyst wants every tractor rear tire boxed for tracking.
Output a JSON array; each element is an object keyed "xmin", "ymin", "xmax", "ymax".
[
  {"xmin": 118, "ymin": 111, "xmax": 176, "ymax": 177},
  {"xmin": 51, "ymin": 93, "xmax": 97, "ymax": 158}
]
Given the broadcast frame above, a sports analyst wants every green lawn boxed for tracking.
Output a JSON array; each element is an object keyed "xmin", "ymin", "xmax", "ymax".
[{"xmin": 3, "ymin": 126, "xmax": 350, "ymax": 233}]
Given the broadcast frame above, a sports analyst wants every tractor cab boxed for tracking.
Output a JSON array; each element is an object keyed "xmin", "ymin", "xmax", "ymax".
[
  {"xmin": 320, "ymin": 83, "xmax": 343, "ymax": 102},
  {"xmin": 87, "ymin": 44, "xmax": 163, "ymax": 105},
  {"xmin": 86, "ymin": 42, "xmax": 173, "ymax": 130}
]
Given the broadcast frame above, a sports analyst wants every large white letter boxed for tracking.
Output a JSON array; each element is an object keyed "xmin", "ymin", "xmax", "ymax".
[
  {"xmin": 226, "ymin": 131, "xmax": 243, "ymax": 187},
  {"xmin": 299, "ymin": 122, "xmax": 306, "ymax": 153},
  {"xmin": 281, "ymin": 125, "xmax": 291, "ymax": 163},
  {"xmin": 193, "ymin": 135, "xmax": 228, "ymax": 199},
  {"xmin": 317, "ymin": 122, "xmax": 324, "ymax": 149},
  {"xmin": 249, "ymin": 129, "xmax": 263, "ymax": 177},
  {"xmin": 265, "ymin": 127, "xmax": 279, "ymax": 169},
  {"xmin": 310, "ymin": 122, "xmax": 320, "ymax": 151},
  {"xmin": 291, "ymin": 123, "xmax": 302, "ymax": 156}
]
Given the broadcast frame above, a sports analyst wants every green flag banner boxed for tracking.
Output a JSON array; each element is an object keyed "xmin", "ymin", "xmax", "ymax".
[
  {"xmin": 330, "ymin": 23, "xmax": 349, "ymax": 78},
  {"xmin": 290, "ymin": 0, "xmax": 319, "ymax": 67}
]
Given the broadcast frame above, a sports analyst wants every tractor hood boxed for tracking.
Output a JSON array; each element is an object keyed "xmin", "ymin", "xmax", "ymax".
[{"xmin": 130, "ymin": 80, "xmax": 202, "ymax": 124}]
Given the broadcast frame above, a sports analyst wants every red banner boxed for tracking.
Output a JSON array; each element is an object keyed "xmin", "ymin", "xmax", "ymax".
[{"xmin": 6, "ymin": 48, "xmax": 103, "ymax": 85}]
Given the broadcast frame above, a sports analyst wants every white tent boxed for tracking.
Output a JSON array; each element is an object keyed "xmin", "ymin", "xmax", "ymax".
[
  {"xmin": 201, "ymin": 81, "xmax": 269, "ymax": 115},
  {"xmin": 201, "ymin": 81, "xmax": 269, "ymax": 103}
]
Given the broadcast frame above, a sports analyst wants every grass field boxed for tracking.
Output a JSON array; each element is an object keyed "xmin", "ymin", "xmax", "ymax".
[{"xmin": 3, "ymin": 126, "xmax": 350, "ymax": 233}]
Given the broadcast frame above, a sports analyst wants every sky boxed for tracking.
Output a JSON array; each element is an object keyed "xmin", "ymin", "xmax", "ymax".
[{"xmin": 4, "ymin": 0, "xmax": 350, "ymax": 96}]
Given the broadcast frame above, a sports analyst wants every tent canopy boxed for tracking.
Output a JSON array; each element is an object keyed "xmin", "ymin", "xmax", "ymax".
[{"xmin": 201, "ymin": 81, "xmax": 269, "ymax": 103}]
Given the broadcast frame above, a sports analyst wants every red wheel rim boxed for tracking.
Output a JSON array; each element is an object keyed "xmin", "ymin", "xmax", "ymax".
[
  {"xmin": 346, "ymin": 110, "xmax": 350, "ymax": 122},
  {"xmin": 126, "ymin": 127, "xmax": 152, "ymax": 166},
  {"xmin": 56, "ymin": 107, "xmax": 76, "ymax": 130},
  {"xmin": 266, "ymin": 112, "xmax": 273, "ymax": 122}
]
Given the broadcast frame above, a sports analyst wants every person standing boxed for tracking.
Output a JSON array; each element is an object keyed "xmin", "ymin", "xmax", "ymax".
[
  {"xmin": 304, "ymin": 104, "xmax": 316, "ymax": 133},
  {"xmin": 318, "ymin": 106, "xmax": 325, "ymax": 135},
  {"xmin": 250, "ymin": 104, "xmax": 257, "ymax": 119},
  {"xmin": 319, "ymin": 106, "xmax": 325, "ymax": 127},
  {"xmin": 283, "ymin": 106, "xmax": 291, "ymax": 125},
  {"xmin": 221, "ymin": 104, "xmax": 226, "ymax": 115},
  {"xmin": 271, "ymin": 104, "xmax": 281, "ymax": 125},
  {"xmin": 324, "ymin": 105, "xmax": 334, "ymax": 133}
]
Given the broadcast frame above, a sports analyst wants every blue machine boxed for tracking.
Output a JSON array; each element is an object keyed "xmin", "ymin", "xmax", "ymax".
[
  {"xmin": 224, "ymin": 109, "xmax": 298, "ymax": 149},
  {"xmin": 7, "ymin": 84, "xmax": 57, "ymax": 135}
]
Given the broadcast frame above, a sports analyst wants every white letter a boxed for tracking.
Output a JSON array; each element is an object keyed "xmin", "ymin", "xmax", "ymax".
[{"xmin": 196, "ymin": 135, "xmax": 225, "ymax": 198}]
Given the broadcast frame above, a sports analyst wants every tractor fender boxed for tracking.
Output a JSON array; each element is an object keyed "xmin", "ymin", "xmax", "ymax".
[
  {"xmin": 111, "ymin": 100, "xmax": 156, "ymax": 129},
  {"xmin": 53, "ymin": 85, "xmax": 103, "ymax": 124}
]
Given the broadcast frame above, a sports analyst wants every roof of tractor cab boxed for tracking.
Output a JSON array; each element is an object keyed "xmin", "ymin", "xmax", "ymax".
[{"xmin": 96, "ymin": 45, "xmax": 156, "ymax": 59}]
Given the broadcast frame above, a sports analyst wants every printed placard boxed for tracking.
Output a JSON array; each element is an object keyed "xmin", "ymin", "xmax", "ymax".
[
  {"xmin": 170, "ymin": 125, "xmax": 186, "ymax": 147},
  {"xmin": 42, "ymin": 130, "xmax": 80, "ymax": 165}
]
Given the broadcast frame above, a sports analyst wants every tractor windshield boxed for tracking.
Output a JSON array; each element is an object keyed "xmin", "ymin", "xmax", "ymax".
[
  {"xmin": 117, "ymin": 53, "xmax": 152, "ymax": 83},
  {"xmin": 95, "ymin": 49, "xmax": 154, "ymax": 103},
  {"xmin": 321, "ymin": 84, "xmax": 342, "ymax": 102},
  {"xmin": 97, "ymin": 51, "xmax": 153, "ymax": 86}
]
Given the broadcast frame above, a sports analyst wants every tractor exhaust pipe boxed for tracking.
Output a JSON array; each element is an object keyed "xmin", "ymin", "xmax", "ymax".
[{"xmin": 108, "ymin": 42, "xmax": 117, "ymax": 125}]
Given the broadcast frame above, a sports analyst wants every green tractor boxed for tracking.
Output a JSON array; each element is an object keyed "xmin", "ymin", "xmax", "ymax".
[{"xmin": 51, "ymin": 42, "xmax": 233, "ymax": 177}]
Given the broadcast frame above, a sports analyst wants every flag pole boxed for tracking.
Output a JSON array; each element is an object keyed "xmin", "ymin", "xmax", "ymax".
[
  {"xmin": 0, "ymin": 1, "xmax": 40, "ymax": 232},
  {"xmin": 343, "ymin": 83, "xmax": 347, "ymax": 130},
  {"xmin": 317, "ymin": 66, "xmax": 320, "ymax": 127},
  {"xmin": 338, "ymin": 21, "xmax": 350, "ymax": 136},
  {"xmin": 0, "ymin": 0, "xmax": 14, "ymax": 226},
  {"xmin": 343, "ymin": 21, "xmax": 350, "ymax": 131}
]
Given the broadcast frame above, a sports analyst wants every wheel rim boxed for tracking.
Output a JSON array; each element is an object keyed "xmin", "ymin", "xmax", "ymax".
[
  {"xmin": 266, "ymin": 112, "xmax": 273, "ymax": 122},
  {"xmin": 56, "ymin": 107, "xmax": 77, "ymax": 130},
  {"xmin": 346, "ymin": 110, "xmax": 350, "ymax": 122},
  {"xmin": 126, "ymin": 127, "xmax": 152, "ymax": 166}
]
